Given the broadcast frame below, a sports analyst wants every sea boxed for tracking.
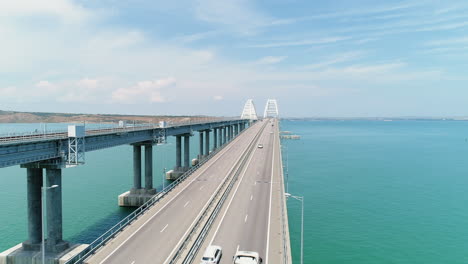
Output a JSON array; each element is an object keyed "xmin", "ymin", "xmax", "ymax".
[{"xmin": 2, "ymin": 120, "xmax": 468, "ymax": 263}]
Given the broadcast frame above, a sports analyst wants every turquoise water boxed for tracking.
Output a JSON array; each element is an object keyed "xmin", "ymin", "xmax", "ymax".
[
  {"xmin": 2, "ymin": 121, "xmax": 468, "ymax": 263},
  {"xmin": 282, "ymin": 120, "xmax": 468, "ymax": 264}
]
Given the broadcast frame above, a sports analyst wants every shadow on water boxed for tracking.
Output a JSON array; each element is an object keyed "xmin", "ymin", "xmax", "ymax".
[
  {"xmin": 69, "ymin": 206, "xmax": 136, "ymax": 244},
  {"xmin": 69, "ymin": 183, "xmax": 169, "ymax": 244}
]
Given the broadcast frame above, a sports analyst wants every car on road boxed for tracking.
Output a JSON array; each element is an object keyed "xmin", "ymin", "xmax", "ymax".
[
  {"xmin": 232, "ymin": 251, "xmax": 262, "ymax": 264},
  {"xmin": 257, "ymin": 144, "xmax": 263, "ymax": 149},
  {"xmin": 200, "ymin": 245, "xmax": 222, "ymax": 264}
]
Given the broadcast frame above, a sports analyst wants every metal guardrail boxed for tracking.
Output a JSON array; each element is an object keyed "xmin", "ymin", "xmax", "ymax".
[
  {"xmin": 0, "ymin": 118, "xmax": 245, "ymax": 145},
  {"xmin": 174, "ymin": 121, "xmax": 265, "ymax": 264},
  {"xmin": 279, "ymin": 133, "xmax": 290, "ymax": 264},
  {"xmin": 64, "ymin": 123, "xmax": 246, "ymax": 264}
]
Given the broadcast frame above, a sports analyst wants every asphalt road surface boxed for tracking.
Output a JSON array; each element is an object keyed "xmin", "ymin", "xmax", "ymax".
[{"xmin": 86, "ymin": 121, "xmax": 266, "ymax": 264}]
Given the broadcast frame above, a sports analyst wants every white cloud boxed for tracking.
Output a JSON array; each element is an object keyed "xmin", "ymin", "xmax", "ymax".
[
  {"xmin": 36, "ymin": 81, "xmax": 58, "ymax": 92},
  {"xmin": 194, "ymin": 0, "xmax": 271, "ymax": 34},
  {"xmin": 0, "ymin": 0, "xmax": 90, "ymax": 22},
  {"xmin": 301, "ymin": 52, "xmax": 363, "ymax": 70},
  {"xmin": 256, "ymin": 56, "xmax": 287, "ymax": 64},
  {"xmin": 112, "ymin": 78, "xmax": 176, "ymax": 104},
  {"xmin": 425, "ymin": 37, "xmax": 468, "ymax": 47},
  {"xmin": 0, "ymin": 86, "xmax": 18, "ymax": 97},
  {"xmin": 77, "ymin": 78, "xmax": 99, "ymax": 89},
  {"xmin": 247, "ymin": 37, "xmax": 350, "ymax": 48}
]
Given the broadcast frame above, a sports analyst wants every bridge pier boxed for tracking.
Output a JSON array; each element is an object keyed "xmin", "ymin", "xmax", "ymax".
[
  {"xmin": 0, "ymin": 161, "xmax": 87, "ymax": 264},
  {"xmin": 119, "ymin": 143, "xmax": 156, "ymax": 207},
  {"xmin": 213, "ymin": 128, "xmax": 218, "ymax": 150},
  {"xmin": 167, "ymin": 134, "xmax": 192, "ymax": 180},
  {"xmin": 205, "ymin": 129, "xmax": 210, "ymax": 156},
  {"xmin": 184, "ymin": 134, "xmax": 190, "ymax": 170},
  {"xmin": 218, "ymin": 127, "xmax": 222, "ymax": 147},
  {"xmin": 223, "ymin": 126, "xmax": 228, "ymax": 144},
  {"xmin": 23, "ymin": 168, "xmax": 42, "ymax": 249},
  {"xmin": 198, "ymin": 131, "xmax": 204, "ymax": 160}
]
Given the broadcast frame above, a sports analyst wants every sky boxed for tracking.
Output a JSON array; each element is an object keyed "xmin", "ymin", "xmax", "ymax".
[{"xmin": 0, "ymin": 0, "xmax": 467, "ymax": 117}]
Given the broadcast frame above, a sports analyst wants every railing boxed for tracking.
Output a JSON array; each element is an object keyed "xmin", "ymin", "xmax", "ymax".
[
  {"xmin": 63, "ymin": 123, "xmax": 244, "ymax": 264},
  {"xmin": 172, "ymin": 121, "xmax": 265, "ymax": 264},
  {"xmin": 0, "ymin": 118, "xmax": 246, "ymax": 145},
  {"xmin": 279, "ymin": 121, "xmax": 290, "ymax": 264}
]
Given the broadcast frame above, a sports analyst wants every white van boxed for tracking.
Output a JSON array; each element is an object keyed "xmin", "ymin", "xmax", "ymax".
[
  {"xmin": 200, "ymin": 245, "xmax": 222, "ymax": 264},
  {"xmin": 232, "ymin": 251, "xmax": 262, "ymax": 264}
]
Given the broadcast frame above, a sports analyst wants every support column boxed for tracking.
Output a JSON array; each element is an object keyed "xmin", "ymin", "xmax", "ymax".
[
  {"xmin": 199, "ymin": 131, "xmax": 204, "ymax": 158},
  {"xmin": 133, "ymin": 145, "xmax": 142, "ymax": 190},
  {"xmin": 145, "ymin": 144, "xmax": 153, "ymax": 190},
  {"xmin": 184, "ymin": 135, "xmax": 190, "ymax": 169},
  {"xmin": 205, "ymin": 130, "xmax": 210, "ymax": 156},
  {"xmin": 218, "ymin": 128, "xmax": 222, "ymax": 147},
  {"xmin": 45, "ymin": 168, "xmax": 67, "ymax": 252},
  {"xmin": 224, "ymin": 127, "xmax": 227, "ymax": 143},
  {"xmin": 176, "ymin": 135, "xmax": 182, "ymax": 169},
  {"xmin": 213, "ymin": 128, "xmax": 218, "ymax": 149},
  {"xmin": 25, "ymin": 168, "xmax": 43, "ymax": 247}
]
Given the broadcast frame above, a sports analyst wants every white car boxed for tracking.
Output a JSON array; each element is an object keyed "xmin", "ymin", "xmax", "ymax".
[
  {"xmin": 232, "ymin": 251, "xmax": 263, "ymax": 264},
  {"xmin": 257, "ymin": 144, "xmax": 263, "ymax": 149},
  {"xmin": 200, "ymin": 245, "xmax": 222, "ymax": 264}
]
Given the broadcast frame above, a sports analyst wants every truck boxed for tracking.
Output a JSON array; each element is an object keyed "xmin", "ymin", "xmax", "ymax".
[{"xmin": 232, "ymin": 251, "xmax": 262, "ymax": 264}]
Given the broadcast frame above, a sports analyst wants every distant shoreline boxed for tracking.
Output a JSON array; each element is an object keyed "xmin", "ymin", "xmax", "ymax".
[{"xmin": 0, "ymin": 110, "xmax": 222, "ymax": 124}]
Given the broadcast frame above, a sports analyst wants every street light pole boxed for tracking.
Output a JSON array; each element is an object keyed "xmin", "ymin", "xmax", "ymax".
[
  {"xmin": 285, "ymin": 193, "xmax": 304, "ymax": 264},
  {"xmin": 42, "ymin": 183, "xmax": 59, "ymax": 264}
]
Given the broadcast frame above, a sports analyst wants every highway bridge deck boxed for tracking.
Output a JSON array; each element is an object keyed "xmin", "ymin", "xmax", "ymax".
[{"xmin": 83, "ymin": 119, "xmax": 290, "ymax": 264}]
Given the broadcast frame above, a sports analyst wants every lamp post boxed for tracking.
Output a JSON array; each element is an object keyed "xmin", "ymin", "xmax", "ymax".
[
  {"xmin": 285, "ymin": 193, "xmax": 303, "ymax": 264},
  {"xmin": 162, "ymin": 167, "xmax": 166, "ymax": 190},
  {"xmin": 42, "ymin": 184, "xmax": 59, "ymax": 264}
]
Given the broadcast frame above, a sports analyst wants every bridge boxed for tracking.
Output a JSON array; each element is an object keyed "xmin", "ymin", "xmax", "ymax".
[{"xmin": 0, "ymin": 99, "xmax": 291, "ymax": 264}]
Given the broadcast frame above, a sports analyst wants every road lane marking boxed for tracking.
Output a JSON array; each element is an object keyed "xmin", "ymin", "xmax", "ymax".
[
  {"xmin": 160, "ymin": 224, "xmax": 168, "ymax": 233},
  {"xmin": 163, "ymin": 124, "xmax": 265, "ymax": 264},
  {"xmin": 96, "ymin": 125, "xmax": 257, "ymax": 264},
  {"xmin": 209, "ymin": 127, "xmax": 267, "ymax": 246},
  {"xmin": 254, "ymin": 181, "xmax": 256, "ymax": 186},
  {"xmin": 265, "ymin": 120, "xmax": 276, "ymax": 264},
  {"xmin": 236, "ymin": 245, "xmax": 240, "ymax": 252},
  {"xmin": 184, "ymin": 201, "xmax": 190, "ymax": 208},
  {"xmin": 244, "ymin": 214, "xmax": 248, "ymax": 223},
  {"xmin": 250, "ymin": 195, "xmax": 253, "ymax": 201}
]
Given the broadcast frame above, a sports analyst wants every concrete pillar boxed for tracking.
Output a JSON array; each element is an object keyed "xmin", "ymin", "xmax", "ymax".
[
  {"xmin": 213, "ymin": 128, "xmax": 218, "ymax": 149},
  {"xmin": 133, "ymin": 145, "xmax": 142, "ymax": 189},
  {"xmin": 145, "ymin": 144, "xmax": 153, "ymax": 190},
  {"xmin": 176, "ymin": 135, "xmax": 182, "ymax": 168},
  {"xmin": 205, "ymin": 130, "xmax": 210, "ymax": 156},
  {"xmin": 184, "ymin": 135, "xmax": 190, "ymax": 169},
  {"xmin": 218, "ymin": 128, "xmax": 222, "ymax": 147},
  {"xmin": 45, "ymin": 168, "xmax": 63, "ymax": 248},
  {"xmin": 26, "ymin": 168, "xmax": 43, "ymax": 245},
  {"xmin": 199, "ymin": 131, "xmax": 204, "ymax": 157},
  {"xmin": 224, "ymin": 127, "xmax": 227, "ymax": 143}
]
